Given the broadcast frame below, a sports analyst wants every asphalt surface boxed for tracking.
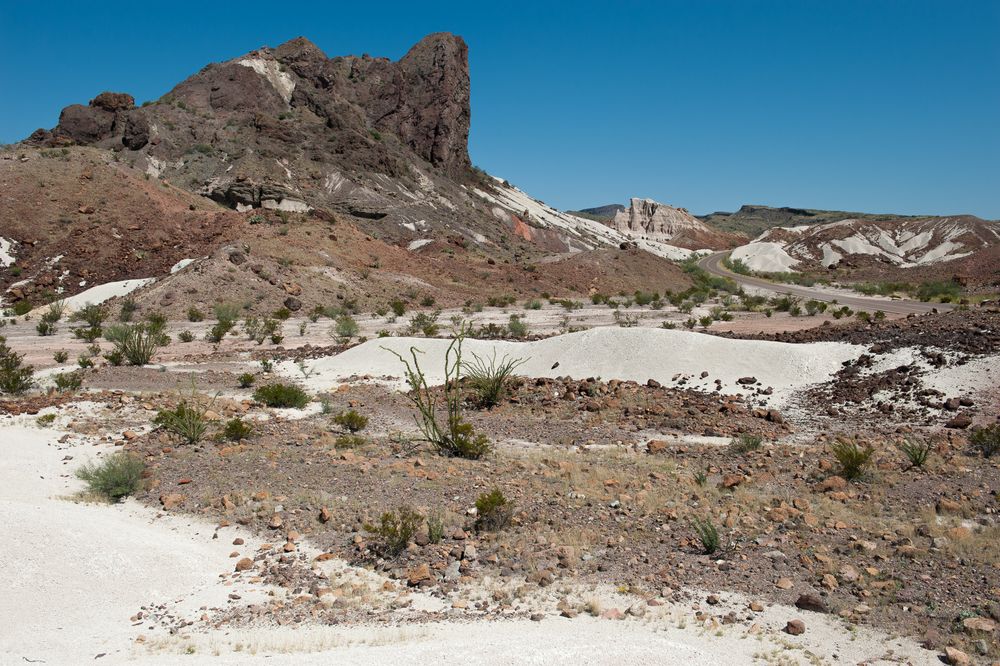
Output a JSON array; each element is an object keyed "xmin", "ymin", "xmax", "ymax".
[{"xmin": 697, "ymin": 252, "xmax": 950, "ymax": 315}]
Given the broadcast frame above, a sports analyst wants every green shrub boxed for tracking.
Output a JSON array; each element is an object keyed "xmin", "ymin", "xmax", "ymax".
[
  {"xmin": 899, "ymin": 438, "xmax": 933, "ymax": 468},
  {"xmin": 206, "ymin": 320, "xmax": 234, "ymax": 343},
  {"xmin": 970, "ymin": 425, "xmax": 1000, "ymax": 458},
  {"xmin": 272, "ymin": 307, "xmax": 291, "ymax": 320},
  {"xmin": 186, "ymin": 306, "xmax": 204, "ymax": 322},
  {"xmin": 114, "ymin": 324, "xmax": 161, "ymax": 366},
  {"xmin": 524, "ymin": 299, "xmax": 542, "ymax": 310},
  {"xmin": 53, "ymin": 370, "xmax": 84, "ymax": 392},
  {"xmin": 37, "ymin": 413, "xmax": 57, "ymax": 427},
  {"xmin": 426, "ymin": 513, "xmax": 445, "ymax": 544},
  {"xmin": 474, "ymin": 488, "xmax": 513, "ymax": 532},
  {"xmin": 333, "ymin": 314, "xmax": 360, "ymax": 340},
  {"xmin": 77, "ymin": 355, "xmax": 95, "ymax": 369},
  {"xmin": 463, "ymin": 350, "xmax": 527, "ymax": 408},
  {"xmin": 178, "ymin": 330, "xmax": 194, "ymax": 343},
  {"xmin": 405, "ymin": 311, "xmax": 439, "ymax": 337},
  {"xmin": 507, "ymin": 314, "xmax": 529, "ymax": 338},
  {"xmin": 237, "ymin": 372, "xmax": 256, "ymax": 388},
  {"xmin": 333, "ymin": 409, "xmax": 368, "ymax": 433},
  {"xmin": 213, "ymin": 302, "xmax": 242, "ymax": 326},
  {"xmin": 420, "ymin": 296, "xmax": 436, "ymax": 307},
  {"xmin": 0, "ymin": 336, "xmax": 34, "ymax": 394},
  {"xmin": 118, "ymin": 298, "xmax": 138, "ymax": 322},
  {"xmin": 334, "ymin": 434, "xmax": 366, "ymax": 449},
  {"xmin": 13, "ymin": 300, "xmax": 32, "ymax": 316},
  {"xmin": 691, "ymin": 517, "xmax": 720, "ymax": 554},
  {"xmin": 222, "ymin": 417, "xmax": 253, "ymax": 442},
  {"xmin": 830, "ymin": 438, "xmax": 874, "ymax": 480},
  {"xmin": 253, "ymin": 383, "xmax": 310, "ymax": 409},
  {"xmin": 729, "ymin": 433, "xmax": 763, "ymax": 453},
  {"xmin": 155, "ymin": 397, "xmax": 214, "ymax": 445},
  {"xmin": 53, "ymin": 350, "xmax": 69, "ymax": 364},
  {"xmin": 75, "ymin": 452, "xmax": 145, "ymax": 502},
  {"xmin": 36, "ymin": 319, "xmax": 56, "ymax": 336},
  {"xmin": 364, "ymin": 506, "xmax": 423, "ymax": 557},
  {"xmin": 389, "ymin": 299, "xmax": 407, "ymax": 317}
]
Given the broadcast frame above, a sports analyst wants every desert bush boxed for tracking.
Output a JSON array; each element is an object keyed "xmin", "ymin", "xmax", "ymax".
[
  {"xmin": 37, "ymin": 413, "xmax": 57, "ymax": 427},
  {"xmin": 178, "ymin": 330, "xmax": 194, "ymax": 343},
  {"xmin": 691, "ymin": 516, "xmax": 720, "ymax": 554},
  {"xmin": 830, "ymin": 437, "xmax": 874, "ymax": 480},
  {"xmin": 205, "ymin": 321, "xmax": 233, "ymax": 343},
  {"xmin": 333, "ymin": 409, "xmax": 368, "ymax": 433},
  {"xmin": 0, "ymin": 336, "xmax": 34, "ymax": 394},
  {"xmin": 75, "ymin": 452, "xmax": 145, "ymax": 502},
  {"xmin": 53, "ymin": 370, "xmax": 83, "ymax": 392},
  {"xmin": 693, "ymin": 469, "xmax": 708, "ymax": 487},
  {"xmin": 53, "ymin": 350, "xmax": 69, "ymax": 363},
  {"xmin": 222, "ymin": 417, "xmax": 253, "ymax": 441},
  {"xmin": 332, "ymin": 314, "xmax": 360, "ymax": 340},
  {"xmin": 77, "ymin": 355, "xmax": 95, "ymax": 368},
  {"xmin": 406, "ymin": 311, "xmax": 440, "ymax": 337},
  {"xmin": 118, "ymin": 298, "xmax": 138, "ymax": 322},
  {"xmin": 253, "ymin": 383, "xmax": 310, "ymax": 409},
  {"xmin": 364, "ymin": 506, "xmax": 423, "ymax": 557},
  {"xmin": 420, "ymin": 296, "xmax": 436, "ymax": 307},
  {"xmin": 186, "ymin": 306, "xmax": 204, "ymax": 322},
  {"xmin": 474, "ymin": 488, "xmax": 513, "ymax": 532},
  {"xmin": 507, "ymin": 314, "xmax": 529, "ymax": 339},
  {"xmin": 899, "ymin": 438, "xmax": 933, "ymax": 468},
  {"xmin": 426, "ymin": 513, "xmax": 445, "ymax": 544},
  {"xmin": 155, "ymin": 391, "xmax": 216, "ymax": 445},
  {"xmin": 970, "ymin": 425, "xmax": 1000, "ymax": 458},
  {"xmin": 524, "ymin": 299, "xmax": 542, "ymax": 310},
  {"xmin": 385, "ymin": 329, "xmax": 491, "ymax": 459},
  {"xmin": 213, "ymin": 302, "xmax": 242, "ymax": 326},
  {"xmin": 729, "ymin": 433, "xmax": 763, "ymax": 453},
  {"xmin": 486, "ymin": 295, "xmax": 516, "ymax": 308},
  {"xmin": 36, "ymin": 319, "xmax": 56, "ymax": 336},
  {"xmin": 463, "ymin": 350, "xmax": 527, "ymax": 408},
  {"xmin": 237, "ymin": 372, "xmax": 256, "ymax": 388},
  {"xmin": 13, "ymin": 300, "xmax": 31, "ymax": 316},
  {"xmin": 389, "ymin": 299, "xmax": 407, "ymax": 317},
  {"xmin": 113, "ymin": 324, "xmax": 161, "ymax": 366},
  {"xmin": 335, "ymin": 434, "xmax": 366, "ymax": 449}
]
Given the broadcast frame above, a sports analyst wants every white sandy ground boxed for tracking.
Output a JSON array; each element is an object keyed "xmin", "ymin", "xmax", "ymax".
[
  {"xmin": 1, "ymin": 408, "xmax": 940, "ymax": 665},
  {"xmin": 48, "ymin": 277, "xmax": 156, "ymax": 313},
  {"xmin": 0, "ymin": 236, "xmax": 15, "ymax": 266},
  {"xmin": 282, "ymin": 328, "xmax": 862, "ymax": 409}
]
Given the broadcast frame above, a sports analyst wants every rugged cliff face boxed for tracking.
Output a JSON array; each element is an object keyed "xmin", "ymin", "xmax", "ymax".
[{"xmin": 607, "ymin": 198, "xmax": 741, "ymax": 249}]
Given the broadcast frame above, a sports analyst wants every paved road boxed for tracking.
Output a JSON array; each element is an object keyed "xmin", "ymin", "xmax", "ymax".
[{"xmin": 697, "ymin": 251, "xmax": 950, "ymax": 315}]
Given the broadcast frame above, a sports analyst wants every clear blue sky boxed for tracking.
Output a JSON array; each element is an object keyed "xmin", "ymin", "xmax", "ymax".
[{"xmin": 2, "ymin": 1, "xmax": 997, "ymax": 218}]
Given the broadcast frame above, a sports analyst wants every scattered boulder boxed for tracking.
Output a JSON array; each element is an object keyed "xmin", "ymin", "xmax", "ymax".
[{"xmin": 784, "ymin": 619, "xmax": 805, "ymax": 635}]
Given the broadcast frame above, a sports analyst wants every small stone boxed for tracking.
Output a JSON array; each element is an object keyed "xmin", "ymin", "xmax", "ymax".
[
  {"xmin": 319, "ymin": 507, "xmax": 331, "ymax": 523},
  {"xmin": 943, "ymin": 646, "xmax": 970, "ymax": 665},
  {"xmin": 159, "ymin": 493, "xmax": 186, "ymax": 510},
  {"xmin": 529, "ymin": 612, "xmax": 544, "ymax": 621},
  {"xmin": 775, "ymin": 578, "xmax": 794, "ymax": 590},
  {"xmin": 720, "ymin": 474, "xmax": 744, "ymax": 489},
  {"xmin": 749, "ymin": 601, "xmax": 764, "ymax": 612},
  {"xmin": 234, "ymin": 558, "xmax": 253, "ymax": 572},
  {"xmin": 962, "ymin": 617, "xmax": 997, "ymax": 633},
  {"xmin": 646, "ymin": 440, "xmax": 668, "ymax": 454},
  {"xmin": 794, "ymin": 593, "xmax": 827, "ymax": 613},
  {"xmin": 232, "ymin": 538, "xmax": 244, "ymax": 545},
  {"xmin": 601, "ymin": 608, "xmax": 625, "ymax": 620},
  {"xmin": 268, "ymin": 514, "xmax": 283, "ymax": 529}
]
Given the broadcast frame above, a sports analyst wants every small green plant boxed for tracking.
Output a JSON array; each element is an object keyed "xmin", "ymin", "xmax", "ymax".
[
  {"xmin": 406, "ymin": 311, "xmax": 440, "ymax": 337},
  {"xmin": 333, "ymin": 314, "xmax": 360, "ymax": 340},
  {"xmin": 118, "ymin": 298, "xmax": 138, "ymax": 322},
  {"xmin": 222, "ymin": 417, "xmax": 253, "ymax": 442},
  {"xmin": 691, "ymin": 516, "xmax": 720, "ymax": 554},
  {"xmin": 474, "ymin": 488, "xmax": 513, "ymax": 532},
  {"xmin": 333, "ymin": 409, "xmax": 368, "ymax": 433},
  {"xmin": 13, "ymin": 300, "xmax": 32, "ymax": 316},
  {"xmin": 899, "ymin": 438, "xmax": 933, "ymax": 468},
  {"xmin": 53, "ymin": 350, "xmax": 69, "ymax": 364},
  {"xmin": 334, "ymin": 434, "xmax": 366, "ymax": 449},
  {"xmin": 463, "ymin": 350, "xmax": 527, "ymax": 408},
  {"xmin": 75, "ymin": 452, "xmax": 145, "ymax": 502},
  {"xmin": 524, "ymin": 299, "xmax": 542, "ymax": 310},
  {"xmin": 178, "ymin": 330, "xmax": 194, "ymax": 343},
  {"xmin": 507, "ymin": 314, "xmax": 529, "ymax": 338},
  {"xmin": 37, "ymin": 413, "xmax": 57, "ymax": 427},
  {"xmin": 729, "ymin": 433, "xmax": 763, "ymax": 453},
  {"xmin": 693, "ymin": 469, "xmax": 708, "ymax": 486},
  {"xmin": 155, "ymin": 389, "xmax": 217, "ymax": 445},
  {"xmin": 426, "ymin": 513, "xmax": 445, "ymax": 544},
  {"xmin": 53, "ymin": 370, "xmax": 84, "ymax": 392},
  {"xmin": 830, "ymin": 437, "xmax": 875, "ymax": 480},
  {"xmin": 237, "ymin": 372, "xmax": 256, "ymax": 388},
  {"xmin": 389, "ymin": 299, "xmax": 407, "ymax": 317},
  {"xmin": 0, "ymin": 336, "xmax": 34, "ymax": 395},
  {"xmin": 113, "ymin": 324, "xmax": 161, "ymax": 365},
  {"xmin": 186, "ymin": 306, "xmax": 204, "ymax": 322},
  {"xmin": 253, "ymin": 383, "xmax": 310, "ymax": 409},
  {"xmin": 969, "ymin": 424, "xmax": 1000, "ymax": 458},
  {"xmin": 364, "ymin": 506, "xmax": 423, "ymax": 557}
]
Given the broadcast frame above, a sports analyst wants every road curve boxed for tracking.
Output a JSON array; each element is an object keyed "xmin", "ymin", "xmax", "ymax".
[{"xmin": 697, "ymin": 251, "xmax": 950, "ymax": 315}]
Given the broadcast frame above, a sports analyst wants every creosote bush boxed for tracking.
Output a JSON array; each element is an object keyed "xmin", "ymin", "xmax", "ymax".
[
  {"xmin": 222, "ymin": 417, "xmax": 253, "ymax": 442},
  {"xmin": 53, "ymin": 370, "xmax": 84, "ymax": 392},
  {"xmin": 364, "ymin": 506, "xmax": 423, "ymax": 557},
  {"xmin": 333, "ymin": 409, "xmax": 368, "ymax": 433},
  {"xmin": 474, "ymin": 488, "xmax": 513, "ymax": 532},
  {"xmin": 830, "ymin": 437, "xmax": 875, "ymax": 480},
  {"xmin": 253, "ymin": 383, "xmax": 310, "ymax": 409},
  {"xmin": 75, "ymin": 452, "xmax": 145, "ymax": 502},
  {"xmin": 237, "ymin": 372, "xmax": 256, "ymax": 389}
]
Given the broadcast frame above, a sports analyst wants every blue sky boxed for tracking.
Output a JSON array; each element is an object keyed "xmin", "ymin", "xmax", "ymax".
[{"xmin": 1, "ymin": 1, "xmax": 997, "ymax": 218}]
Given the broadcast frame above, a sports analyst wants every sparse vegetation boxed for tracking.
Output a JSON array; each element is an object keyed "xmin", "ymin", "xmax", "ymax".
[
  {"xmin": 463, "ymin": 350, "xmax": 527, "ymax": 408},
  {"xmin": 222, "ymin": 417, "xmax": 253, "ymax": 442},
  {"xmin": 0, "ymin": 336, "xmax": 34, "ymax": 395},
  {"xmin": 75, "ymin": 453, "xmax": 145, "ymax": 502},
  {"xmin": 253, "ymin": 383, "xmax": 310, "ymax": 409},
  {"xmin": 53, "ymin": 370, "xmax": 84, "ymax": 392},
  {"xmin": 155, "ymin": 389, "xmax": 217, "ymax": 445},
  {"xmin": 333, "ymin": 409, "xmax": 369, "ymax": 433},
  {"xmin": 900, "ymin": 438, "xmax": 933, "ymax": 468},
  {"xmin": 364, "ymin": 506, "xmax": 423, "ymax": 557},
  {"xmin": 969, "ymin": 424, "xmax": 1000, "ymax": 458},
  {"xmin": 830, "ymin": 437, "xmax": 875, "ymax": 480},
  {"xmin": 385, "ymin": 328, "xmax": 491, "ymax": 459},
  {"xmin": 729, "ymin": 433, "xmax": 763, "ymax": 453},
  {"xmin": 691, "ymin": 516, "xmax": 720, "ymax": 554},
  {"xmin": 474, "ymin": 488, "xmax": 513, "ymax": 532},
  {"xmin": 237, "ymin": 373, "xmax": 256, "ymax": 388}
]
